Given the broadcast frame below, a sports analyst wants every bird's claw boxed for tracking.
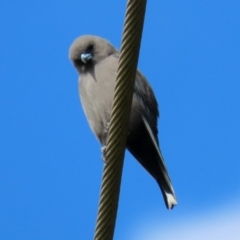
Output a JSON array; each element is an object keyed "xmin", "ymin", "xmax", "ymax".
[{"xmin": 101, "ymin": 146, "xmax": 107, "ymax": 163}]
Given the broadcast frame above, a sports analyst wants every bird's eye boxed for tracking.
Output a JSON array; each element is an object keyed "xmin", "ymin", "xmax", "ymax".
[{"xmin": 86, "ymin": 44, "xmax": 94, "ymax": 53}]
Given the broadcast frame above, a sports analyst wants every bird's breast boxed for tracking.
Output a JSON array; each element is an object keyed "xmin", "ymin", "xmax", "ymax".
[{"xmin": 79, "ymin": 59, "xmax": 118, "ymax": 143}]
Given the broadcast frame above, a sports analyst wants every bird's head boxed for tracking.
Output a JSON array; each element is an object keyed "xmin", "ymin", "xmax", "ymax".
[{"xmin": 69, "ymin": 35, "xmax": 118, "ymax": 74}]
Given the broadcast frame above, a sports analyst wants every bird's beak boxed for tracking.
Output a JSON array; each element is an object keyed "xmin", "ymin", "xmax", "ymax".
[{"xmin": 81, "ymin": 53, "xmax": 92, "ymax": 63}]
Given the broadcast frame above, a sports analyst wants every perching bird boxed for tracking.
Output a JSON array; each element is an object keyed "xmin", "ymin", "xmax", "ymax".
[{"xmin": 69, "ymin": 35, "xmax": 177, "ymax": 209}]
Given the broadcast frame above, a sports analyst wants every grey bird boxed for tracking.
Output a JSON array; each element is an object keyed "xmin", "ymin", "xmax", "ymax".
[{"xmin": 69, "ymin": 35, "xmax": 177, "ymax": 209}]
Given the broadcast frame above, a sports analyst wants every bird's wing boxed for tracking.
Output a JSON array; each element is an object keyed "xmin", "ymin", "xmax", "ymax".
[{"xmin": 134, "ymin": 71, "xmax": 159, "ymax": 137}]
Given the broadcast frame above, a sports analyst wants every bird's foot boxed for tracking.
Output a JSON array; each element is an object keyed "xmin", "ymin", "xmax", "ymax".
[{"xmin": 101, "ymin": 146, "xmax": 107, "ymax": 163}]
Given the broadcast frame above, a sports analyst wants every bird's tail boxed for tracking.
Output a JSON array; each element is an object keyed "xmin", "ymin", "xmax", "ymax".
[{"xmin": 142, "ymin": 116, "xmax": 177, "ymax": 209}]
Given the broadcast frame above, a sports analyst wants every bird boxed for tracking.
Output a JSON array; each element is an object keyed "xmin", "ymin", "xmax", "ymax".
[{"xmin": 69, "ymin": 35, "xmax": 177, "ymax": 209}]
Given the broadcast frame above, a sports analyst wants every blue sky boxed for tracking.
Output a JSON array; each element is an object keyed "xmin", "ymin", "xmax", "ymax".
[{"xmin": 1, "ymin": 1, "xmax": 240, "ymax": 239}]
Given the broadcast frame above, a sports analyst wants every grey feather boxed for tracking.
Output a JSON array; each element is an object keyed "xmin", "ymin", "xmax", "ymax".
[{"xmin": 69, "ymin": 35, "xmax": 177, "ymax": 209}]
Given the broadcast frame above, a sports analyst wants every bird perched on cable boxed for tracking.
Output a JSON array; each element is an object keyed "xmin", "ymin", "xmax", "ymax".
[{"xmin": 69, "ymin": 35, "xmax": 177, "ymax": 209}]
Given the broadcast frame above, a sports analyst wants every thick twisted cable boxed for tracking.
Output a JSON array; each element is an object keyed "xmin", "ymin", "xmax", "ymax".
[{"xmin": 94, "ymin": 0, "xmax": 147, "ymax": 240}]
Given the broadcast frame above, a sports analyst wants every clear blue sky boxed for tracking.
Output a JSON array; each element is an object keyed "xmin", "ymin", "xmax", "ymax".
[{"xmin": 1, "ymin": 1, "xmax": 240, "ymax": 239}]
